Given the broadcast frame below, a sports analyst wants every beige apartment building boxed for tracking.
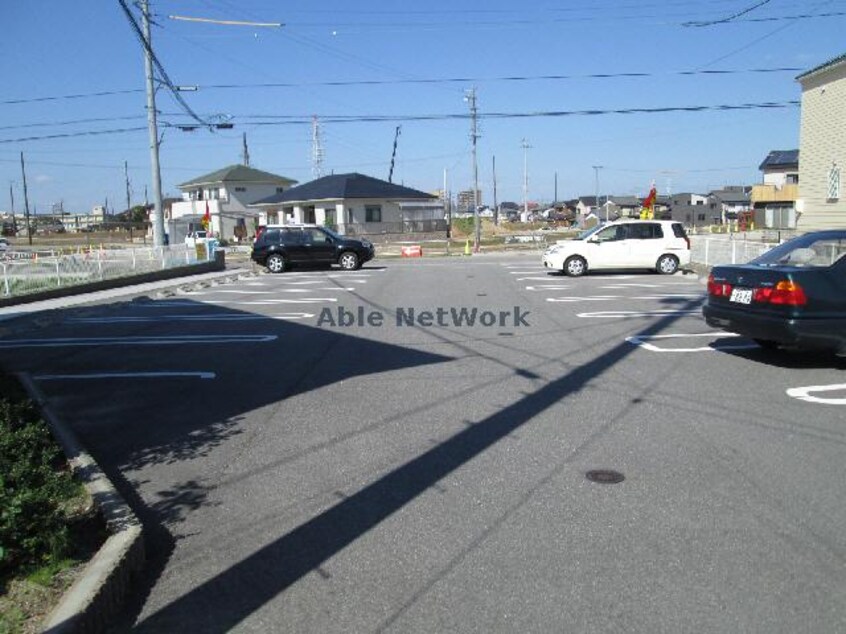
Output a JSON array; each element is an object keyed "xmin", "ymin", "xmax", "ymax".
[{"xmin": 796, "ymin": 54, "xmax": 846, "ymax": 230}]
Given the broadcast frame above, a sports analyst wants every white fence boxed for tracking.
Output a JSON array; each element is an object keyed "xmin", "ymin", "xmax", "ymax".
[
  {"xmin": 1, "ymin": 245, "xmax": 211, "ymax": 298},
  {"xmin": 689, "ymin": 236, "xmax": 774, "ymax": 267}
]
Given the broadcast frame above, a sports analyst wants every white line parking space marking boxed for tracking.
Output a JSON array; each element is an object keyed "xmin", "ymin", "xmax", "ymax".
[
  {"xmin": 0, "ymin": 335, "xmax": 277, "ymax": 349},
  {"xmin": 525, "ymin": 285, "xmax": 572, "ymax": 291},
  {"xmin": 575, "ymin": 309, "xmax": 701, "ymax": 318},
  {"xmin": 275, "ymin": 288, "xmax": 355, "ymax": 293},
  {"xmin": 625, "ymin": 332, "xmax": 758, "ymax": 352},
  {"xmin": 516, "ymin": 276, "xmax": 565, "ymax": 281},
  {"xmin": 786, "ymin": 384, "xmax": 846, "ymax": 405},
  {"xmin": 34, "ymin": 371, "xmax": 216, "ymax": 380},
  {"xmin": 548, "ymin": 296, "xmax": 621, "ymax": 302},
  {"xmin": 185, "ymin": 289, "xmax": 276, "ymax": 294},
  {"xmin": 67, "ymin": 313, "xmax": 315, "ymax": 323},
  {"xmin": 548, "ymin": 294, "xmax": 701, "ymax": 303},
  {"xmin": 215, "ymin": 298, "xmax": 337, "ymax": 305}
]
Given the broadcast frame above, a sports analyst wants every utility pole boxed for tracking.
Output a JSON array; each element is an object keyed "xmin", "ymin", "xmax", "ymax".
[
  {"xmin": 388, "ymin": 125, "xmax": 401, "ymax": 183},
  {"xmin": 592, "ymin": 165, "xmax": 604, "ymax": 221},
  {"xmin": 141, "ymin": 0, "xmax": 166, "ymax": 247},
  {"xmin": 241, "ymin": 132, "xmax": 250, "ymax": 167},
  {"xmin": 465, "ymin": 88, "xmax": 480, "ymax": 252},
  {"xmin": 522, "ymin": 138, "xmax": 531, "ymax": 221},
  {"xmin": 554, "ymin": 171, "xmax": 558, "ymax": 204},
  {"xmin": 311, "ymin": 116, "xmax": 324, "ymax": 179},
  {"xmin": 444, "ymin": 168, "xmax": 451, "ymax": 239},
  {"xmin": 492, "ymin": 155, "xmax": 498, "ymax": 226},
  {"xmin": 20, "ymin": 153, "xmax": 32, "ymax": 246},
  {"xmin": 8, "ymin": 182, "xmax": 15, "ymax": 233},
  {"xmin": 124, "ymin": 161, "xmax": 132, "ymax": 216}
]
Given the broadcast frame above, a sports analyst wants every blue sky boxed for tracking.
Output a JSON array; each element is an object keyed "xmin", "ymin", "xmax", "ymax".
[{"xmin": 2, "ymin": 0, "xmax": 845, "ymax": 214}]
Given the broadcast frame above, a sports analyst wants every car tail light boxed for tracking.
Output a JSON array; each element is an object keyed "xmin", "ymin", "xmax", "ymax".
[
  {"xmin": 753, "ymin": 280, "xmax": 807, "ymax": 306},
  {"xmin": 707, "ymin": 273, "xmax": 732, "ymax": 297},
  {"xmin": 683, "ymin": 235, "xmax": 690, "ymax": 250}
]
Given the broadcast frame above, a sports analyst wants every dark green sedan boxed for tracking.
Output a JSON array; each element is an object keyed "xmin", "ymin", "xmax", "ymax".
[{"xmin": 703, "ymin": 230, "xmax": 846, "ymax": 353}]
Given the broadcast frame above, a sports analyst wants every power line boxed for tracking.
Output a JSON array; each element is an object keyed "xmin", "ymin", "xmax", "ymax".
[
  {"xmin": 117, "ymin": 0, "xmax": 208, "ymax": 128},
  {"xmin": 0, "ymin": 66, "xmax": 804, "ymax": 107},
  {"xmin": 192, "ymin": 66, "xmax": 806, "ymax": 90},
  {"xmin": 684, "ymin": 0, "xmax": 772, "ymax": 26},
  {"xmin": 0, "ymin": 100, "xmax": 799, "ymax": 144}
]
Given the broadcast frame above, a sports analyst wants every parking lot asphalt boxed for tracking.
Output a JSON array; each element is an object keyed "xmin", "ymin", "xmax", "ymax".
[{"xmin": 2, "ymin": 253, "xmax": 845, "ymax": 633}]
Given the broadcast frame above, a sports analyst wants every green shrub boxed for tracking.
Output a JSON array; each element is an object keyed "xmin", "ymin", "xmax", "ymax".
[
  {"xmin": 451, "ymin": 217, "xmax": 475, "ymax": 236},
  {"xmin": 0, "ymin": 376, "xmax": 78, "ymax": 577}
]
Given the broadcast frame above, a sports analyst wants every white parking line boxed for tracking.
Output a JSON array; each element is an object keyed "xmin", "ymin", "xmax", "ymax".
[
  {"xmin": 67, "ymin": 313, "xmax": 315, "ymax": 323},
  {"xmin": 525, "ymin": 285, "xmax": 572, "ymax": 291},
  {"xmin": 275, "ymin": 288, "xmax": 356, "ymax": 293},
  {"xmin": 548, "ymin": 294, "xmax": 701, "ymax": 303},
  {"xmin": 0, "ymin": 335, "xmax": 278, "ymax": 349},
  {"xmin": 34, "ymin": 371, "xmax": 216, "ymax": 380},
  {"xmin": 786, "ymin": 384, "xmax": 846, "ymax": 405},
  {"xmin": 625, "ymin": 332, "xmax": 757, "ymax": 352},
  {"xmin": 601, "ymin": 282, "xmax": 700, "ymax": 289},
  {"xmin": 547, "ymin": 296, "xmax": 621, "ymax": 302},
  {"xmin": 185, "ymin": 289, "xmax": 276, "ymax": 294},
  {"xmin": 215, "ymin": 298, "xmax": 337, "ymax": 305},
  {"xmin": 575, "ymin": 309, "xmax": 701, "ymax": 318}
]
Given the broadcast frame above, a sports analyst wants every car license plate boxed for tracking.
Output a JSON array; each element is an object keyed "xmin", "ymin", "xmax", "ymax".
[{"xmin": 730, "ymin": 288, "xmax": 753, "ymax": 304}]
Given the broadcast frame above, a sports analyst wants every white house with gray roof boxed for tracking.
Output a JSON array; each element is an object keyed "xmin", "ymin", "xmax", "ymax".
[
  {"xmin": 250, "ymin": 173, "xmax": 445, "ymax": 235},
  {"xmin": 169, "ymin": 164, "xmax": 297, "ymax": 240}
]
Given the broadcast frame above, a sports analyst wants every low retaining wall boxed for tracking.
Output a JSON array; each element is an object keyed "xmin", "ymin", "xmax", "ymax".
[{"xmin": 0, "ymin": 251, "xmax": 224, "ymax": 308}]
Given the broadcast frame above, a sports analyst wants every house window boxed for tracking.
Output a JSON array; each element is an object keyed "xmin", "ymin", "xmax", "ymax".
[
  {"xmin": 827, "ymin": 164, "xmax": 840, "ymax": 201},
  {"xmin": 234, "ymin": 187, "xmax": 246, "ymax": 193},
  {"xmin": 786, "ymin": 174, "xmax": 799, "ymax": 185},
  {"xmin": 697, "ymin": 213, "xmax": 706, "ymax": 221},
  {"xmin": 365, "ymin": 205, "xmax": 382, "ymax": 222},
  {"xmin": 276, "ymin": 187, "xmax": 285, "ymax": 193}
]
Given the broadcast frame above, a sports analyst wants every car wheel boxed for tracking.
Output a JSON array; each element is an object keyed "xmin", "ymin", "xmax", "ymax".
[
  {"xmin": 564, "ymin": 255, "xmax": 587, "ymax": 277},
  {"xmin": 656, "ymin": 254, "xmax": 679, "ymax": 275},
  {"xmin": 754, "ymin": 339, "xmax": 780, "ymax": 350},
  {"xmin": 266, "ymin": 254, "xmax": 287, "ymax": 273},
  {"xmin": 338, "ymin": 251, "xmax": 360, "ymax": 270}
]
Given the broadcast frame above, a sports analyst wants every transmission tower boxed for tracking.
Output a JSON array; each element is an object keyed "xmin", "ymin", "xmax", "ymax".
[{"xmin": 311, "ymin": 116, "xmax": 324, "ymax": 179}]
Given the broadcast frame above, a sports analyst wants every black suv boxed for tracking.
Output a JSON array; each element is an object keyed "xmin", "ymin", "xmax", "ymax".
[{"xmin": 251, "ymin": 225, "xmax": 375, "ymax": 273}]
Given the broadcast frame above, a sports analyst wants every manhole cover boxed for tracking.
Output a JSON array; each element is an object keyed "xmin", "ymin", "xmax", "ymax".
[{"xmin": 585, "ymin": 469, "xmax": 625, "ymax": 484}]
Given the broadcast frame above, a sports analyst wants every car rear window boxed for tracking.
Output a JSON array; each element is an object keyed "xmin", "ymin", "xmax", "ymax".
[
  {"xmin": 753, "ymin": 235, "xmax": 846, "ymax": 268},
  {"xmin": 627, "ymin": 223, "xmax": 662, "ymax": 239},
  {"xmin": 671, "ymin": 223, "xmax": 687, "ymax": 238}
]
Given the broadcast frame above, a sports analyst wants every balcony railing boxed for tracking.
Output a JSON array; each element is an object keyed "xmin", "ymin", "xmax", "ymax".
[{"xmin": 750, "ymin": 183, "xmax": 799, "ymax": 204}]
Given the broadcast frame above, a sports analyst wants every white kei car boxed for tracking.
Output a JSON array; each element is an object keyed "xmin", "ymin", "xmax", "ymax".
[{"xmin": 542, "ymin": 220, "xmax": 691, "ymax": 276}]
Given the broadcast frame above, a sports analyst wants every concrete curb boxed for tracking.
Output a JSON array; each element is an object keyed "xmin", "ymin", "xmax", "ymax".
[{"xmin": 17, "ymin": 374, "xmax": 145, "ymax": 634}]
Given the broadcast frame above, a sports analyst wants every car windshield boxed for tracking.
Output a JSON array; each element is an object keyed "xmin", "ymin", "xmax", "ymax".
[
  {"xmin": 575, "ymin": 225, "xmax": 604, "ymax": 240},
  {"xmin": 320, "ymin": 227, "xmax": 343, "ymax": 240},
  {"xmin": 750, "ymin": 232, "xmax": 846, "ymax": 268}
]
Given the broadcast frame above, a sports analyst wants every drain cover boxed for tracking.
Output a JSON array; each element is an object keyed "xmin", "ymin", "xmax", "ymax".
[{"xmin": 585, "ymin": 469, "xmax": 625, "ymax": 484}]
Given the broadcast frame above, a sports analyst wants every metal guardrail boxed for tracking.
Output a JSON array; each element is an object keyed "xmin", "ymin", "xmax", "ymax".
[
  {"xmin": 689, "ymin": 236, "xmax": 773, "ymax": 267},
  {"xmin": 1, "ymin": 245, "xmax": 211, "ymax": 298}
]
